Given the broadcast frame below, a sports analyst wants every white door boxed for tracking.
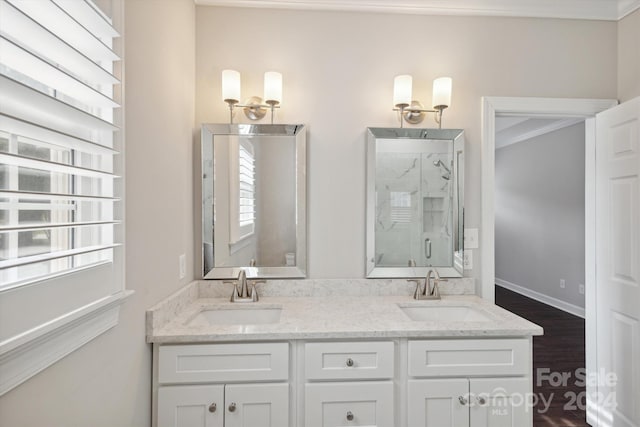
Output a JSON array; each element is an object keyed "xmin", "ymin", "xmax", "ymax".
[
  {"xmin": 157, "ymin": 385, "xmax": 224, "ymax": 427},
  {"xmin": 595, "ymin": 96, "xmax": 640, "ymax": 427},
  {"xmin": 224, "ymin": 383, "xmax": 289, "ymax": 427},
  {"xmin": 305, "ymin": 382, "xmax": 394, "ymax": 427},
  {"xmin": 469, "ymin": 378, "xmax": 530, "ymax": 427},
  {"xmin": 407, "ymin": 379, "xmax": 469, "ymax": 427}
]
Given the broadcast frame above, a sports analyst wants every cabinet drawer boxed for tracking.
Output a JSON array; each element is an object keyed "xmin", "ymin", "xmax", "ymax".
[
  {"xmin": 408, "ymin": 339, "xmax": 529, "ymax": 377},
  {"xmin": 305, "ymin": 381, "xmax": 394, "ymax": 427},
  {"xmin": 158, "ymin": 342, "xmax": 289, "ymax": 384},
  {"xmin": 305, "ymin": 341, "xmax": 394, "ymax": 380}
]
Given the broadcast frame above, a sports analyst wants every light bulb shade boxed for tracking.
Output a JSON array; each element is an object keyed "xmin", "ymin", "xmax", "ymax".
[
  {"xmin": 432, "ymin": 77, "xmax": 452, "ymax": 108},
  {"xmin": 264, "ymin": 71, "xmax": 283, "ymax": 104},
  {"xmin": 393, "ymin": 75, "xmax": 412, "ymax": 107},
  {"xmin": 222, "ymin": 69, "xmax": 241, "ymax": 102}
]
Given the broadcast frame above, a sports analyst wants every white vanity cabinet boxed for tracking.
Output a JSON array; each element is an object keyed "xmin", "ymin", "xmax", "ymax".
[
  {"xmin": 407, "ymin": 339, "xmax": 531, "ymax": 427},
  {"xmin": 303, "ymin": 341, "xmax": 395, "ymax": 427},
  {"xmin": 153, "ymin": 338, "xmax": 534, "ymax": 427},
  {"xmin": 158, "ymin": 383, "xmax": 289, "ymax": 427},
  {"xmin": 154, "ymin": 343, "xmax": 290, "ymax": 427}
]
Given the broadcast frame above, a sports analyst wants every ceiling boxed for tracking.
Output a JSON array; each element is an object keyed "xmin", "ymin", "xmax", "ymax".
[
  {"xmin": 195, "ymin": 0, "xmax": 640, "ymax": 21},
  {"xmin": 495, "ymin": 116, "xmax": 584, "ymax": 150}
]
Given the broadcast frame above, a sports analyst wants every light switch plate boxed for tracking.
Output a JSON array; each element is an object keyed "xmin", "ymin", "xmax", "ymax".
[
  {"xmin": 179, "ymin": 254, "xmax": 186, "ymax": 279},
  {"xmin": 463, "ymin": 250, "xmax": 473, "ymax": 270},
  {"xmin": 464, "ymin": 228, "xmax": 479, "ymax": 249}
]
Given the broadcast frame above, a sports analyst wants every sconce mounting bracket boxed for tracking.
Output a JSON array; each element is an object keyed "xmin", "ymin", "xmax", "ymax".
[
  {"xmin": 242, "ymin": 96, "xmax": 268, "ymax": 120},
  {"xmin": 403, "ymin": 100, "xmax": 427, "ymax": 124}
]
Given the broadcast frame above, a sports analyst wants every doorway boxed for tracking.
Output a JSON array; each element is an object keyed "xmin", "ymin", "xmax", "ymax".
[
  {"xmin": 492, "ymin": 114, "xmax": 588, "ymax": 426},
  {"xmin": 480, "ymin": 97, "xmax": 618, "ymax": 427},
  {"xmin": 493, "ymin": 116, "xmax": 586, "ymax": 317}
]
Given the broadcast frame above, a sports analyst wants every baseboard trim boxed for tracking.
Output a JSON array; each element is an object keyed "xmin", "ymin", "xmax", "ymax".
[{"xmin": 496, "ymin": 278, "xmax": 585, "ymax": 318}]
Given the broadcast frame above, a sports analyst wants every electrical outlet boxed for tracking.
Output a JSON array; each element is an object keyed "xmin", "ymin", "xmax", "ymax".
[
  {"xmin": 579, "ymin": 284, "xmax": 585, "ymax": 295},
  {"xmin": 179, "ymin": 254, "xmax": 186, "ymax": 279},
  {"xmin": 464, "ymin": 228, "xmax": 479, "ymax": 249},
  {"xmin": 463, "ymin": 250, "xmax": 473, "ymax": 270},
  {"xmin": 560, "ymin": 279, "xmax": 566, "ymax": 289}
]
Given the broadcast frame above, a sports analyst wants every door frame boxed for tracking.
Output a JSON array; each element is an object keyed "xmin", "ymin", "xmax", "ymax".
[
  {"xmin": 480, "ymin": 96, "xmax": 617, "ymax": 302},
  {"xmin": 480, "ymin": 96, "xmax": 617, "ymax": 426}
]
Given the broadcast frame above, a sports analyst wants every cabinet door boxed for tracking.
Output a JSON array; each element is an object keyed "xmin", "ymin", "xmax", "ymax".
[
  {"xmin": 469, "ymin": 378, "xmax": 530, "ymax": 427},
  {"xmin": 224, "ymin": 383, "xmax": 289, "ymax": 427},
  {"xmin": 408, "ymin": 379, "xmax": 469, "ymax": 427},
  {"xmin": 158, "ymin": 385, "xmax": 223, "ymax": 427},
  {"xmin": 305, "ymin": 382, "xmax": 394, "ymax": 427}
]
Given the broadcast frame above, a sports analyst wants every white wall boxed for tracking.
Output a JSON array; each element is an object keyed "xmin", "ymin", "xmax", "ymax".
[
  {"xmin": 495, "ymin": 123, "xmax": 586, "ymax": 310},
  {"xmin": 255, "ymin": 137, "xmax": 297, "ymax": 266},
  {"xmin": 0, "ymin": 1, "xmax": 196, "ymax": 426},
  {"xmin": 618, "ymin": 9, "xmax": 640, "ymax": 102},
  {"xmin": 196, "ymin": 7, "xmax": 617, "ymax": 284}
]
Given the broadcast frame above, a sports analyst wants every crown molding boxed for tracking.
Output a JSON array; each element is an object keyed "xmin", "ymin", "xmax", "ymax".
[
  {"xmin": 195, "ymin": 0, "xmax": 640, "ymax": 21},
  {"xmin": 495, "ymin": 117, "xmax": 584, "ymax": 150}
]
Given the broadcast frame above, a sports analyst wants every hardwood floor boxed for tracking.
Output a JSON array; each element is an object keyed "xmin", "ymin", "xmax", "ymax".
[{"xmin": 495, "ymin": 286, "xmax": 588, "ymax": 427}]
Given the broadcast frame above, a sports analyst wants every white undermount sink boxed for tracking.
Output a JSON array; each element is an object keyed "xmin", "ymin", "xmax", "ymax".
[
  {"xmin": 187, "ymin": 306, "xmax": 282, "ymax": 326},
  {"xmin": 398, "ymin": 304, "xmax": 493, "ymax": 322}
]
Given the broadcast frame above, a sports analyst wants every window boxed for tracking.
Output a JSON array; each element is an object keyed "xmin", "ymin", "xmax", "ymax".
[
  {"xmin": 0, "ymin": 0, "xmax": 126, "ymax": 395},
  {"xmin": 229, "ymin": 137, "xmax": 255, "ymax": 244},
  {"xmin": 390, "ymin": 191, "xmax": 412, "ymax": 224}
]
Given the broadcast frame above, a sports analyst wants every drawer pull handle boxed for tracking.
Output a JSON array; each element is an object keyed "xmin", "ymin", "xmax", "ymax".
[
  {"xmin": 477, "ymin": 396, "xmax": 486, "ymax": 405},
  {"xmin": 346, "ymin": 411, "xmax": 354, "ymax": 421},
  {"xmin": 208, "ymin": 403, "xmax": 217, "ymax": 413},
  {"xmin": 458, "ymin": 396, "xmax": 468, "ymax": 405},
  {"xmin": 228, "ymin": 402, "xmax": 237, "ymax": 412},
  {"xmin": 346, "ymin": 358, "xmax": 354, "ymax": 367}
]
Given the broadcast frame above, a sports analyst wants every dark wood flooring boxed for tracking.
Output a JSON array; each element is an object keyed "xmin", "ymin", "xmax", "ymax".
[{"xmin": 495, "ymin": 286, "xmax": 588, "ymax": 427}]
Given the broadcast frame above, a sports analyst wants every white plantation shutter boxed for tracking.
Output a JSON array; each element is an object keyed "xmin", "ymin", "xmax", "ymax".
[
  {"xmin": 0, "ymin": 0, "xmax": 127, "ymax": 395},
  {"xmin": 229, "ymin": 137, "xmax": 255, "ymax": 244},
  {"xmin": 238, "ymin": 141, "xmax": 255, "ymax": 229}
]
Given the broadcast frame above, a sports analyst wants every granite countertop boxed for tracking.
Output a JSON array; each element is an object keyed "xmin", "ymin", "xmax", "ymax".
[{"xmin": 147, "ymin": 280, "xmax": 543, "ymax": 343}]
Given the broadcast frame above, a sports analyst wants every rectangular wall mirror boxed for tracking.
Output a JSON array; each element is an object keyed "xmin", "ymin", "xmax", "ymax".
[
  {"xmin": 201, "ymin": 124, "xmax": 307, "ymax": 279},
  {"xmin": 366, "ymin": 128, "xmax": 465, "ymax": 278}
]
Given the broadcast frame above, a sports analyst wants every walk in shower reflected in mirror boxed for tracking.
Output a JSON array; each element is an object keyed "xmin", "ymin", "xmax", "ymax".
[{"xmin": 366, "ymin": 128, "xmax": 465, "ymax": 278}]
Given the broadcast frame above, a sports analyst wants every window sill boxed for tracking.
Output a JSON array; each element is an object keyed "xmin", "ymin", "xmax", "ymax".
[
  {"xmin": 229, "ymin": 233, "xmax": 255, "ymax": 255},
  {"xmin": 0, "ymin": 290, "xmax": 133, "ymax": 396}
]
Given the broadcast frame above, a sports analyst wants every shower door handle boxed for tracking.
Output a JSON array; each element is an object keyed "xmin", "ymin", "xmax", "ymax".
[{"xmin": 425, "ymin": 238, "xmax": 431, "ymax": 259}]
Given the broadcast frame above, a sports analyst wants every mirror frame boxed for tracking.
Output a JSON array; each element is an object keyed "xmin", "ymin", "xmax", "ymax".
[
  {"xmin": 201, "ymin": 123, "xmax": 307, "ymax": 279},
  {"xmin": 365, "ymin": 127, "xmax": 465, "ymax": 278}
]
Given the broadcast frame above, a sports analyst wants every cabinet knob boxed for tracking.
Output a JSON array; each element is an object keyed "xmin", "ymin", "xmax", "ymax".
[
  {"xmin": 346, "ymin": 358, "xmax": 354, "ymax": 367},
  {"xmin": 346, "ymin": 411, "xmax": 354, "ymax": 421},
  {"xmin": 208, "ymin": 403, "xmax": 217, "ymax": 413},
  {"xmin": 458, "ymin": 396, "xmax": 468, "ymax": 405},
  {"xmin": 477, "ymin": 396, "xmax": 486, "ymax": 405},
  {"xmin": 228, "ymin": 402, "xmax": 237, "ymax": 412}
]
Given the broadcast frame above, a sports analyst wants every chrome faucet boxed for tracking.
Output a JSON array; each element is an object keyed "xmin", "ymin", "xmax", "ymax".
[
  {"xmin": 408, "ymin": 269, "xmax": 447, "ymax": 300},
  {"xmin": 225, "ymin": 270, "xmax": 264, "ymax": 303}
]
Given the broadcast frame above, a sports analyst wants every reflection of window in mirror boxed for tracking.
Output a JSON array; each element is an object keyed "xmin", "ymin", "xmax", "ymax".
[
  {"xmin": 390, "ymin": 191, "xmax": 412, "ymax": 224},
  {"xmin": 229, "ymin": 138, "xmax": 255, "ymax": 244}
]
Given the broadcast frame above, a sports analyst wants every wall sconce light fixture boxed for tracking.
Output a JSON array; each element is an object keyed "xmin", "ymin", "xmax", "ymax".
[
  {"xmin": 393, "ymin": 75, "xmax": 452, "ymax": 128},
  {"xmin": 222, "ymin": 69, "xmax": 283, "ymax": 124}
]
